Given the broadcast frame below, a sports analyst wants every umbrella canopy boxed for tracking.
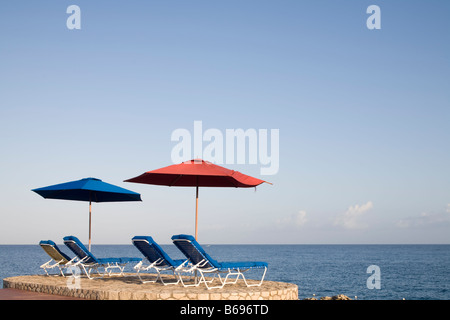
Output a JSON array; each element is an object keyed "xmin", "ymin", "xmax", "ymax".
[
  {"xmin": 32, "ymin": 177, "xmax": 142, "ymax": 250},
  {"xmin": 125, "ymin": 159, "xmax": 269, "ymax": 239}
]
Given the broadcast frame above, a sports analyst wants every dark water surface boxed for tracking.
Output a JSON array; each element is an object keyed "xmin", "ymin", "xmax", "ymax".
[{"xmin": 1, "ymin": 244, "xmax": 449, "ymax": 300}]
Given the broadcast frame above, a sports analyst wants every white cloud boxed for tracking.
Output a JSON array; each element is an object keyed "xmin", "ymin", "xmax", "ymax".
[
  {"xmin": 396, "ymin": 210, "xmax": 450, "ymax": 229},
  {"xmin": 277, "ymin": 210, "xmax": 308, "ymax": 228},
  {"xmin": 293, "ymin": 210, "xmax": 308, "ymax": 227},
  {"xmin": 334, "ymin": 201, "xmax": 373, "ymax": 229}
]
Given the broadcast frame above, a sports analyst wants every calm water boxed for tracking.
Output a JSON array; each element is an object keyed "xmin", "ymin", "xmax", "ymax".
[{"xmin": 0, "ymin": 244, "xmax": 449, "ymax": 300}]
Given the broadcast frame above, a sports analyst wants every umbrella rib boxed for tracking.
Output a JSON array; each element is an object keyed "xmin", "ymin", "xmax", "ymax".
[
  {"xmin": 169, "ymin": 174, "xmax": 183, "ymax": 187},
  {"xmin": 229, "ymin": 178, "xmax": 239, "ymax": 188}
]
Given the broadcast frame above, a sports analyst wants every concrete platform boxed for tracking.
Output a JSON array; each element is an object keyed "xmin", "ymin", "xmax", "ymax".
[{"xmin": 3, "ymin": 274, "xmax": 298, "ymax": 300}]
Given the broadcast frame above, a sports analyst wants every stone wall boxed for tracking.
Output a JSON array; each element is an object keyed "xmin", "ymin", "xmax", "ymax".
[{"xmin": 3, "ymin": 275, "xmax": 298, "ymax": 300}]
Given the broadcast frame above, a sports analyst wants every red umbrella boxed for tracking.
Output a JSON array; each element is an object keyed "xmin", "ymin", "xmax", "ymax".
[{"xmin": 125, "ymin": 159, "xmax": 270, "ymax": 240}]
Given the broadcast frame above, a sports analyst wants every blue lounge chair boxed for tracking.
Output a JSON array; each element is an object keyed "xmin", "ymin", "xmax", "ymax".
[
  {"xmin": 171, "ymin": 234, "xmax": 268, "ymax": 289},
  {"xmin": 39, "ymin": 240, "xmax": 77, "ymax": 277},
  {"xmin": 63, "ymin": 235, "xmax": 141, "ymax": 279},
  {"xmin": 132, "ymin": 236, "xmax": 190, "ymax": 285}
]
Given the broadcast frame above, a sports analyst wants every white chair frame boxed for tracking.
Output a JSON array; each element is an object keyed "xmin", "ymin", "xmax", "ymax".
[
  {"xmin": 177, "ymin": 259, "xmax": 268, "ymax": 290},
  {"xmin": 40, "ymin": 257, "xmax": 77, "ymax": 277},
  {"xmin": 133, "ymin": 258, "xmax": 191, "ymax": 285}
]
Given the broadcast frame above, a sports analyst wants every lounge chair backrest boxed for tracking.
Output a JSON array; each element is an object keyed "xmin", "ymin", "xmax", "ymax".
[
  {"xmin": 171, "ymin": 234, "xmax": 218, "ymax": 269},
  {"xmin": 63, "ymin": 236, "xmax": 97, "ymax": 264},
  {"xmin": 39, "ymin": 240, "xmax": 71, "ymax": 264},
  {"xmin": 132, "ymin": 236, "xmax": 175, "ymax": 267}
]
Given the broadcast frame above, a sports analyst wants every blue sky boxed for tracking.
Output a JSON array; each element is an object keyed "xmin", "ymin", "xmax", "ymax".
[{"xmin": 0, "ymin": 1, "xmax": 449, "ymax": 244}]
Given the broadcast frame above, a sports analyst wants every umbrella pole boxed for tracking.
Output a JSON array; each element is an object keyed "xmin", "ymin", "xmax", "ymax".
[
  {"xmin": 195, "ymin": 186, "xmax": 199, "ymax": 240},
  {"xmin": 194, "ymin": 186, "xmax": 199, "ymax": 283},
  {"xmin": 89, "ymin": 201, "xmax": 92, "ymax": 251}
]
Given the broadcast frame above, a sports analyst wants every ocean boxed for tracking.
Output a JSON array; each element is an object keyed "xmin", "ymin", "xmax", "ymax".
[{"xmin": 0, "ymin": 244, "xmax": 449, "ymax": 300}]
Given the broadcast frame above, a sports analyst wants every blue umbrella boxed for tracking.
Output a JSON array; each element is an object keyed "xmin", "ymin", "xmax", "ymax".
[{"xmin": 32, "ymin": 177, "xmax": 142, "ymax": 250}]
